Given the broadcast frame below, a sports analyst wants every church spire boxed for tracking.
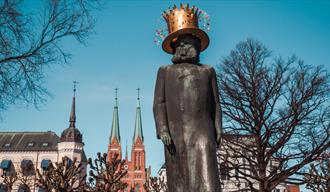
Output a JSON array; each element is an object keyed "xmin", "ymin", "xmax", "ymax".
[
  {"xmin": 69, "ymin": 81, "xmax": 78, "ymax": 128},
  {"xmin": 109, "ymin": 88, "xmax": 121, "ymax": 143},
  {"xmin": 61, "ymin": 81, "xmax": 82, "ymax": 143},
  {"xmin": 133, "ymin": 88, "xmax": 144, "ymax": 143},
  {"xmin": 125, "ymin": 141, "xmax": 128, "ymax": 160}
]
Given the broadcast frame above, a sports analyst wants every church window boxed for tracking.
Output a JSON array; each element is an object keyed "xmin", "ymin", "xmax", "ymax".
[
  {"xmin": 134, "ymin": 184, "xmax": 141, "ymax": 192},
  {"xmin": 137, "ymin": 152, "xmax": 140, "ymax": 170}
]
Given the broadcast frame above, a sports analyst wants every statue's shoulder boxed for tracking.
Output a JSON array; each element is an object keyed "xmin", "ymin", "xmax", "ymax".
[
  {"xmin": 156, "ymin": 65, "xmax": 171, "ymax": 76},
  {"xmin": 159, "ymin": 64, "xmax": 171, "ymax": 68},
  {"xmin": 158, "ymin": 64, "xmax": 172, "ymax": 71},
  {"xmin": 199, "ymin": 64, "xmax": 216, "ymax": 73}
]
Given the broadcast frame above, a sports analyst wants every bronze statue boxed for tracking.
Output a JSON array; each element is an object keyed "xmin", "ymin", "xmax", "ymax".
[{"xmin": 153, "ymin": 4, "xmax": 222, "ymax": 192}]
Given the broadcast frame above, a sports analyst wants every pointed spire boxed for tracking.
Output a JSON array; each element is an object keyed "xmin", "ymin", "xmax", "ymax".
[
  {"xmin": 133, "ymin": 88, "xmax": 144, "ymax": 143},
  {"xmin": 109, "ymin": 88, "xmax": 121, "ymax": 143},
  {"xmin": 61, "ymin": 81, "xmax": 82, "ymax": 143},
  {"xmin": 125, "ymin": 141, "xmax": 128, "ymax": 160},
  {"xmin": 69, "ymin": 81, "xmax": 78, "ymax": 128}
]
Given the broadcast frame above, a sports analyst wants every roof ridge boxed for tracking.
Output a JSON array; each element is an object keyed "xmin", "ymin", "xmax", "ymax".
[{"xmin": 0, "ymin": 131, "xmax": 55, "ymax": 134}]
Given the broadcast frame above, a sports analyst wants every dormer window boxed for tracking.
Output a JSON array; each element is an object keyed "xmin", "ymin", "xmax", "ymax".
[
  {"xmin": 27, "ymin": 142, "xmax": 34, "ymax": 147},
  {"xmin": 42, "ymin": 142, "xmax": 49, "ymax": 147},
  {"xmin": 4, "ymin": 143, "xmax": 11, "ymax": 147}
]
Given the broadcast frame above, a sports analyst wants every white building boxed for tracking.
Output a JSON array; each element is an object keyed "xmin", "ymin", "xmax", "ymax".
[
  {"xmin": 217, "ymin": 134, "xmax": 287, "ymax": 192},
  {"xmin": 0, "ymin": 90, "xmax": 87, "ymax": 191}
]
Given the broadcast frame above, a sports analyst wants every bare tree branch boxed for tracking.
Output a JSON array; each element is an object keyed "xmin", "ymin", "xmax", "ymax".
[
  {"xmin": 0, "ymin": 0, "xmax": 100, "ymax": 116},
  {"xmin": 87, "ymin": 152, "xmax": 128, "ymax": 192},
  {"xmin": 217, "ymin": 39, "xmax": 330, "ymax": 192}
]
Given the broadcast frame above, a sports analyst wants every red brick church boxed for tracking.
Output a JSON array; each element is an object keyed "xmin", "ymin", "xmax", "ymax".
[{"xmin": 107, "ymin": 89, "xmax": 150, "ymax": 192}]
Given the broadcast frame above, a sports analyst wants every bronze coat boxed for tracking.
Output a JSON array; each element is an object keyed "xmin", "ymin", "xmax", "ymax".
[{"xmin": 153, "ymin": 63, "xmax": 222, "ymax": 192}]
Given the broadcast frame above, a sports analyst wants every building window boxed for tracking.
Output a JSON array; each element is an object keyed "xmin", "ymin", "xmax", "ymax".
[
  {"xmin": 21, "ymin": 160, "xmax": 34, "ymax": 175},
  {"xmin": 41, "ymin": 159, "xmax": 51, "ymax": 170},
  {"xmin": 0, "ymin": 184, "xmax": 8, "ymax": 192},
  {"xmin": 235, "ymin": 168, "xmax": 239, "ymax": 179},
  {"xmin": 66, "ymin": 157, "xmax": 73, "ymax": 167},
  {"xmin": 42, "ymin": 142, "xmax": 49, "ymax": 147},
  {"xmin": 4, "ymin": 143, "xmax": 11, "ymax": 147},
  {"xmin": 27, "ymin": 142, "xmax": 34, "ymax": 147},
  {"xmin": 38, "ymin": 188, "xmax": 46, "ymax": 192},
  {"xmin": 0, "ymin": 160, "xmax": 12, "ymax": 172},
  {"xmin": 220, "ymin": 163, "xmax": 230, "ymax": 181},
  {"xmin": 18, "ymin": 184, "xmax": 30, "ymax": 192}
]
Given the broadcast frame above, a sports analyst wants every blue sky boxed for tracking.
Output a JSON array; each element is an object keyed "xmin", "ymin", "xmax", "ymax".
[{"xmin": 0, "ymin": 0, "xmax": 329, "ymax": 179}]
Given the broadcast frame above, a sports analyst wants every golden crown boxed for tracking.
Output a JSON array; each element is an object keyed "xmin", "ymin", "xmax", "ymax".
[
  {"xmin": 162, "ymin": 4, "xmax": 200, "ymax": 34},
  {"xmin": 160, "ymin": 4, "xmax": 210, "ymax": 54}
]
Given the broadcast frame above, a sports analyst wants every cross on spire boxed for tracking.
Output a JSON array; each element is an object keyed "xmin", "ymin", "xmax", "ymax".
[
  {"xmin": 109, "ymin": 87, "xmax": 120, "ymax": 143},
  {"xmin": 115, "ymin": 88, "xmax": 119, "ymax": 107},
  {"xmin": 73, "ymin": 80, "xmax": 79, "ymax": 97},
  {"xmin": 133, "ymin": 87, "xmax": 143, "ymax": 143},
  {"xmin": 137, "ymin": 88, "xmax": 140, "ymax": 100}
]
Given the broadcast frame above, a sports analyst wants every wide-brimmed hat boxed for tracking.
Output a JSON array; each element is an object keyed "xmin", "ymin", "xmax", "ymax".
[{"xmin": 162, "ymin": 4, "xmax": 210, "ymax": 54}]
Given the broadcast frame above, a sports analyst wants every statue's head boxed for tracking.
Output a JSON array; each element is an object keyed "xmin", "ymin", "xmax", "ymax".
[{"xmin": 171, "ymin": 34, "xmax": 201, "ymax": 64}]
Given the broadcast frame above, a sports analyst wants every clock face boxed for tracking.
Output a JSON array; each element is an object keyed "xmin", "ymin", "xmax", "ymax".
[{"xmin": 124, "ymin": 164, "xmax": 129, "ymax": 170}]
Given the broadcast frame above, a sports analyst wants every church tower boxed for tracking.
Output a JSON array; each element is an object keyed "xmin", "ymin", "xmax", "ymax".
[
  {"xmin": 107, "ymin": 88, "xmax": 122, "ymax": 161},
  {"xmin": 58, "ymin": 81, "xmax": 85, "ymax": 162},
  {"xmin": 107, "ymin": 88, "xmax": 148, "ymax": 192},
  {"xmin": 129, "ymin": 88, "xmax": 146, "ymax": 191}
]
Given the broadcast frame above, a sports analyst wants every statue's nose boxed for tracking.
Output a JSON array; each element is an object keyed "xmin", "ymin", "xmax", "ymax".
[{"xmin": 179, "ymin": 42, "xmax": 185, "ymax": 47}]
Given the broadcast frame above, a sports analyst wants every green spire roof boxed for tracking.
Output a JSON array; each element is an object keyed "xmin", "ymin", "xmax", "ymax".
[
  {"xmin": 133, "ymin": 88, "xmax": 144, "ymax": 143},
  {"xmin": 109, "ymin": 88, "xmax": 120, "ymax": 143}
]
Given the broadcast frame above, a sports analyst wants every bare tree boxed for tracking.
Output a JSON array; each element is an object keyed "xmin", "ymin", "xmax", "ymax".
[
  {"xmin": 216, "ymin": 39, "xmax": 330, "ymax": 192},
  {"xmin": 0, "ymin": 0, "xmax": 99, "ymax": 114},
  {"xmin": 16, "ymin": 164, "xmax": 35, "ymax": 191},
  {"xmin": 88, "ymin": 152, "xmax": 128, "ymax": 192},
  {"xmin": 304, "ymin": 152, "xmax": 330, "ymax": 192},
  {"xmin": 0, "ymin": 160, "xmax": 36, "ymax": 192},
  {"xmin": 144, "ymin": 176, "xmax": 168, "ymax": 192},
  {"xmin": 0, "ymin": 171, "xmax": 17, "ymax": 191},
  {"xmin": 36, "ymin": 156, "xmax": 87, "ymax": 191}
]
